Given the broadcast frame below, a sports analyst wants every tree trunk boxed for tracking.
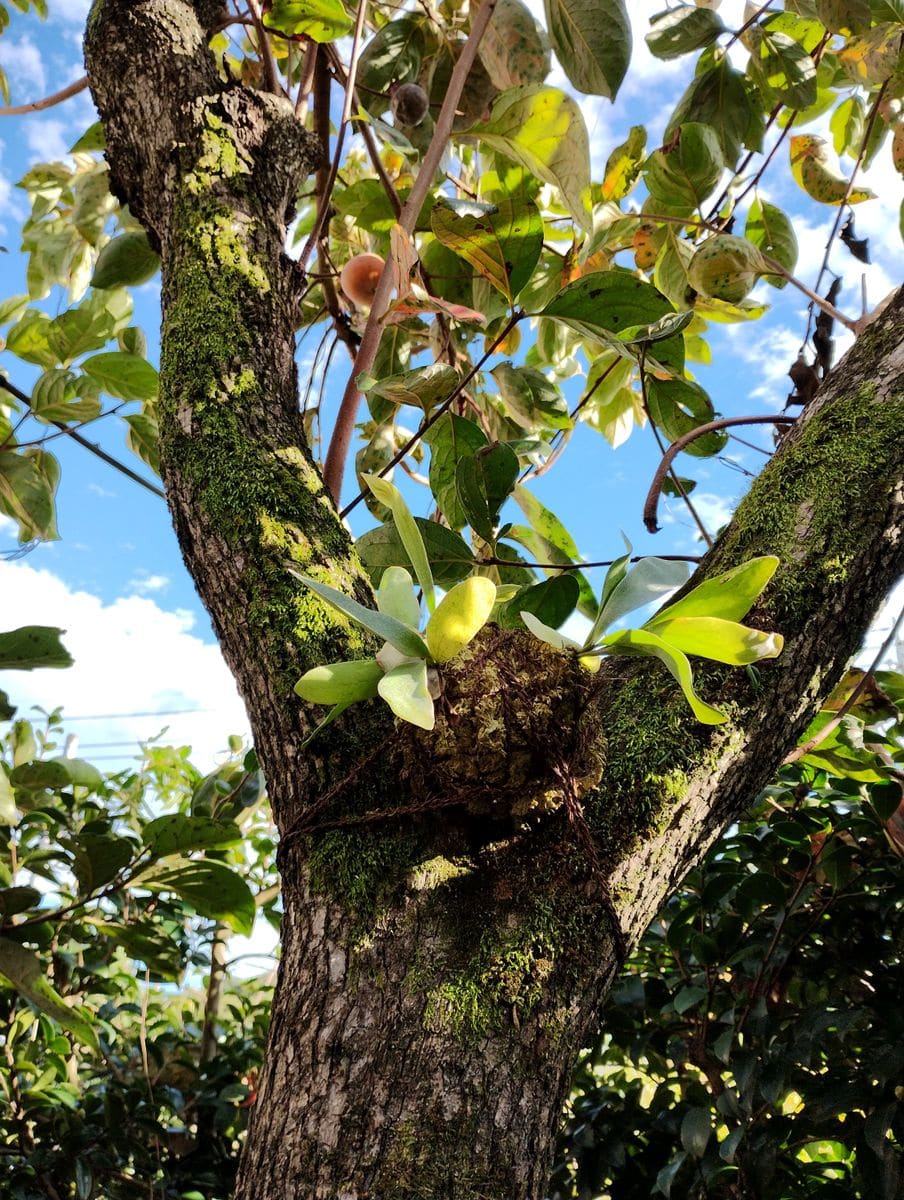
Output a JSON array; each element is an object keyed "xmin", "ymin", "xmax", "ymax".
[{"xmin": 84, "ymin": 3, "xmax": 904, "ymax": 1195}]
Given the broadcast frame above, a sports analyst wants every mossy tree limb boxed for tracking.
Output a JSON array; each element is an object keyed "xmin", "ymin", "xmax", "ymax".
[{"xmin": 84, "ymin": 3, "xmax": 904, "ymax": 1196}]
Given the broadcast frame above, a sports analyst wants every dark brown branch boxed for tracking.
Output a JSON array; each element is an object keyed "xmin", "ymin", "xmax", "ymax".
[{"xmin": 644, "ymin": 415, "xmax": 796, "ymax": 533}]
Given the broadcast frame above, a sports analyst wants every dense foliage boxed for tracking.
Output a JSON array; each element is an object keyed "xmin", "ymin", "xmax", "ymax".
[{"xmin": 1, "ymin": 0, "xmax": 903, "ymax": 1194}]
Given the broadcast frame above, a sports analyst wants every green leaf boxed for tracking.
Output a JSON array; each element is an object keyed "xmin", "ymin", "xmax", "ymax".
[
  {"xmin": 377, "ymin": 566, "xmax": 421, "ymax": 628},
  {"xmin": 507, "ymin": 574, "xmax": 579, "ymax": 630},
  {"xmin": 30, "ymin": 369, "xmax": 102, "ymax": 424},
  {"xmin": 0, "ymin": 626, "xmax": 72, "ymax": 670},
  {"xmin": 455, "ymin": 441, "xmax": 519, "ymax": 541},
  {"xmin": 0, "ymin": 450, "xmax": 59, "ymax": 541},
  {"xmin": 138, "ymin": 861, "xmax": 256, "ymax": 935},
  {"xmin": 0, "ymin": 294, "xmax": 29, "ymax": 327},
  {"xmin": 0, "ymin": 886, "xmax": 41, "ymax": 918},
  {"xmin": 142, "ymin": 814, "xmax": 243, "ymax": 860},
  {"xmin": 430, "ymin": 195, "xmax": 543, "ymax": 303},
  {"xmin": 358, "ymin": 16, "xmax": 428, "ymax": 117},
  {"xmin": 290, "ymin": 571, "xmax": 429, "ymax": 659},
  {"xmin": 665, "ymin": 59, "xmax": 761, "ymax": 165},
  {"xmin": 9, "ymin": 760, "xmax": 72, "ymax": 791},
  {"xmin": 649, "ymin": 616, "xmax": 784, "ymax": 664},
  {"xmin": 467, "ymin": 85, "xmax": 592, "ymax": 230},
  {"xmin": 90, "ymin": 232, "xmax": 160, "ymax": 289},
  {"xmin": 645, "ymin": 375, "xmax": 727, "ymax": 457},
  {"xmin": 378, "ymin": 660, "xmax": 435, "ymax": 730},
  {"xmin": 0, "ymin": 938, "xmax": 99, "ymax": 1051},
  {"xmin": 544, "ymin": 0, "xmax": 631, "ymax": 99},
  {"xmin": 46, "ymin": 289, "xmax": 132, "ymax": 363},
  {"xmin": 262, "ymin": 0, "xmax": 352, "ymax": 42},
  {"xmin": 513, "ymin": 483, "xmax": 581, "ymax": 559},
  {"xmin": 645, "ymin": 122, "xmax": 724, "ymax": 210},
  {"xmin": 681, "ymin": 1106, "xmax": 712, "ymax": 1158},
  {"xmin": 646, "ymin": 6, "xmax": 725, "ymax": 59},
  {"xmin": 588, "ymin": 557, "xmax": 691, "ymax": 644},
  {"xmin": 745, "ymin": 199, "xmax": 798, "ymax": 289},
  {"xmin": 0, "ymin": 770, "xmax": 16, "ymax": 825},
  {"xmin": 816, "ymin": 0, "xmax": 872, "ymax": 34},
  {"xmin": 69, "ymin": 121, "xmax": 105, "ymax": 152},
  {"xmin": 541, "ymin": 272, "xmax": 684, "ymax": 372},
  {"xmin": 505, "ymin": 525, "xmax": 596, "ymax": 619},
  {"xmin": 124, "ymin": 410, "xmax": 161, "ymax": 475},
  {"xmin": 492, "ymin": 363, "xmax": 571, "ymax": 432},
  {"xmin": 81, "ymin": 351, "xmax": 159, "ymax": 402},
  {"xmin": 423, "ymin": 413, "xmax": 488, "ymax": 530},
  {"xmin": 356, "ymin": 519, "xmax": 475, "ymax": 589},
  {"xmin": 364, "ymin": 364, "xmax": 459, "ymax": 412},
  {"xmin": 363, "ymin": 475, "xmax": 435, "ymax": 613},
  {"xmin": 648, "ymin": 557, "xmax": 779, "ymax": 624},
  {"xmin": 748, "ymin": 27, "xmax": 818, "ymax": 109},
  {"xmin": 49, "ymin": 757, "xmax": 103, "ymax": 788},
  {"xmin": 294, "ymin": 658, "xmax": 384, "ymax": 706},
  {"xmin": 5, "ymin": 310, "xmax": 57, "ymax": 368},
  {"xmin": 601, "ymin": 627, "xmax": 728, "ymax": 724},
  {"xmin": 479, "ymin": 0, "xmax": 551, "ymax": 90},
  {"xmin": 70, "ymin": 834, "xmax": 134, "ymax": 894}
]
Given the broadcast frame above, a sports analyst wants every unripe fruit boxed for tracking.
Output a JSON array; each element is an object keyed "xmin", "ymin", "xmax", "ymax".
[
  {"xmin": 687, "ymin": 234, "xmax": 767, "ymax": 305},
  {"xmin": 391, "ymin": 82, "xmax": 430, "ymax": 127},
  {"xmin": 425, "ymin": 576, "xmax": 497, "ymax": 663},
  {"xmin": 340, "ymin": 253, "xmax": 385, "ymax": 307}
]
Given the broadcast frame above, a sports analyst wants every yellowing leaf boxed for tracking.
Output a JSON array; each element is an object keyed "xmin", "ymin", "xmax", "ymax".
[
  {"xmin": 467, "ymin": 86, "xmax": 592, "ymax": 231},
  {"xmin": 688, "ymin": 235, "xmax": 770, "ymax": 304},
  {"xmin": 425, "ymin": 576, "xmax": 497, "ymax": 662},
  {"xmin": 789, "ymin": 135, "xmax": 876, "ymax": 205}
]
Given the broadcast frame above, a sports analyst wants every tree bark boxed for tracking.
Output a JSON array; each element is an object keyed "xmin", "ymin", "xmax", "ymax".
[{"xmin": 85, "ymin": 3, "xmax": 904, "ymax": 1195}]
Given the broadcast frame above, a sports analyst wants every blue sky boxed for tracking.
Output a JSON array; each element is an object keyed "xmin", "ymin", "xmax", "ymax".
[{"xmin": 1, "ymin": 0, "xmax": 903, "ymax": 771}]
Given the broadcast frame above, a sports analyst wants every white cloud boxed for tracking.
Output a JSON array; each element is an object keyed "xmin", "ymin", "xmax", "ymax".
[
  {"xmin": 0, "ymin": 35, "xmax": 46, "ymax": 98},
  {"xmin": 127, "ymin": 572, "xmax": 171, "ymax": 594},
  {"xmin": 53, "ymin": 0, "xmax": 92, "ymax": 22},
  {"xmin": 25, "ymin": 118, "xmax": 70, "ymax": 163},
  {"xmin": 0, "ymin": 560, "xmax": 250, "ymax": 770},
  {"xmin": 87, "ymin": 482, "xmax": 115, "ymax": 498}
]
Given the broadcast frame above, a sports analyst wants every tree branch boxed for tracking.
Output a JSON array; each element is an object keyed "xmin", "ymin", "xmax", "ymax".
[{"xmin": 322, "ymin": 0, "xmax": 500, "ymax": 504}]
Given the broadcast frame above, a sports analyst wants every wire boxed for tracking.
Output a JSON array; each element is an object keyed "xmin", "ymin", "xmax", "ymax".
[{"xmin": 59, "ymin": 707, "xmax": 214, "ymax": 721}]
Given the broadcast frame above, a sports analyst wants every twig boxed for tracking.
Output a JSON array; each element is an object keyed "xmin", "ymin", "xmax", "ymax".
[
  {"xmin": 339, "ymin": 308, "xmax": 520, "ymax": 519},
  {"xmin": 639, "ymin": 352, "xmax": 714, "ymax": 545},
  {"xmin": 323, "ymin": 0, "xmax": 500, "ymax": 505},
  {"xmin": 801, "ymin": 79, "xmax": 890, "ymax": 350},
  {"xmin": 643, "ymin": 414, "xmax": 795, "ymax": 533},
  {"xmin": 245, "ymin": 0, "xmax": 282, "ymax": 95},
  {"xmin": 481, "ymin": 553, "xmax": 702, "ymax": 571},
  {"xmin": 296, "ymin": 0, "xmax": 370, "ymax": 275},
  {"xmin": 295, "ymin": 42, "xmax": 318, "ymax": 121},
  {"xmin": 0, "ymin": 377, "xmax": 165, "ymax": 500},
  {"xmin": 0, "ymin": 76, "xmax": 88, "ymax": 116},
  {"xmin": 784, "ymin": 604, "xmax": 904, "ymax": 764}
]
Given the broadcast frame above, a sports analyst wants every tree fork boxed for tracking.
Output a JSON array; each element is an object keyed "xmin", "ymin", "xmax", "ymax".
[{"xmin": 85, "ymin": 3, "xmax": 904, "ymax": 1195}]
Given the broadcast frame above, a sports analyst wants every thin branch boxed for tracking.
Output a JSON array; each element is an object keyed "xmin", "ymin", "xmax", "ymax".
[
  {"xmin": 639, "ymin": 353, "xmax": 714, "ymax": 546},
  {"xmin": 340, "ymin": 308, "xmax": 520, "ymax": 519},
  {"xmin": 802, "ymin": 78, "xmax": 890, "ymax": 349},
  {"xmin": 784, "ymin": 604, "xmax": 904, "ymax": 764},
  {"xmin": 296, "ymin": 0, "xmax": 370, "ymax": 275},
  {"xmin": 644, "ymin": 414, "xmax": 795, "ymax": 533},
  {"xmin": 323, "ymin": 0, "xmax": 500, "ymax": 505},
  {"xmin": 245, "ymin": 0, "xmax": 282, "ymax": 96},
  {"xmin": 295, "ymin": 42, "xmax": 318, "ymax": 121},
  {"xmin": 0, "ymin": 76, "xmax": 88, "ymax": 116},
  {"xmin": 0, "ymin": 377, "xmax": 165, "ymax": 500},
  {"xmin": 481, "ymin": 553, "xmax": 703, "ymax": 571}
]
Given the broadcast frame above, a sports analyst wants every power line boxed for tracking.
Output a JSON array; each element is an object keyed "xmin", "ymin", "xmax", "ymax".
[{"xmin": 61, "ymin": 707, "xmax": 214, "ymax": 721}]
